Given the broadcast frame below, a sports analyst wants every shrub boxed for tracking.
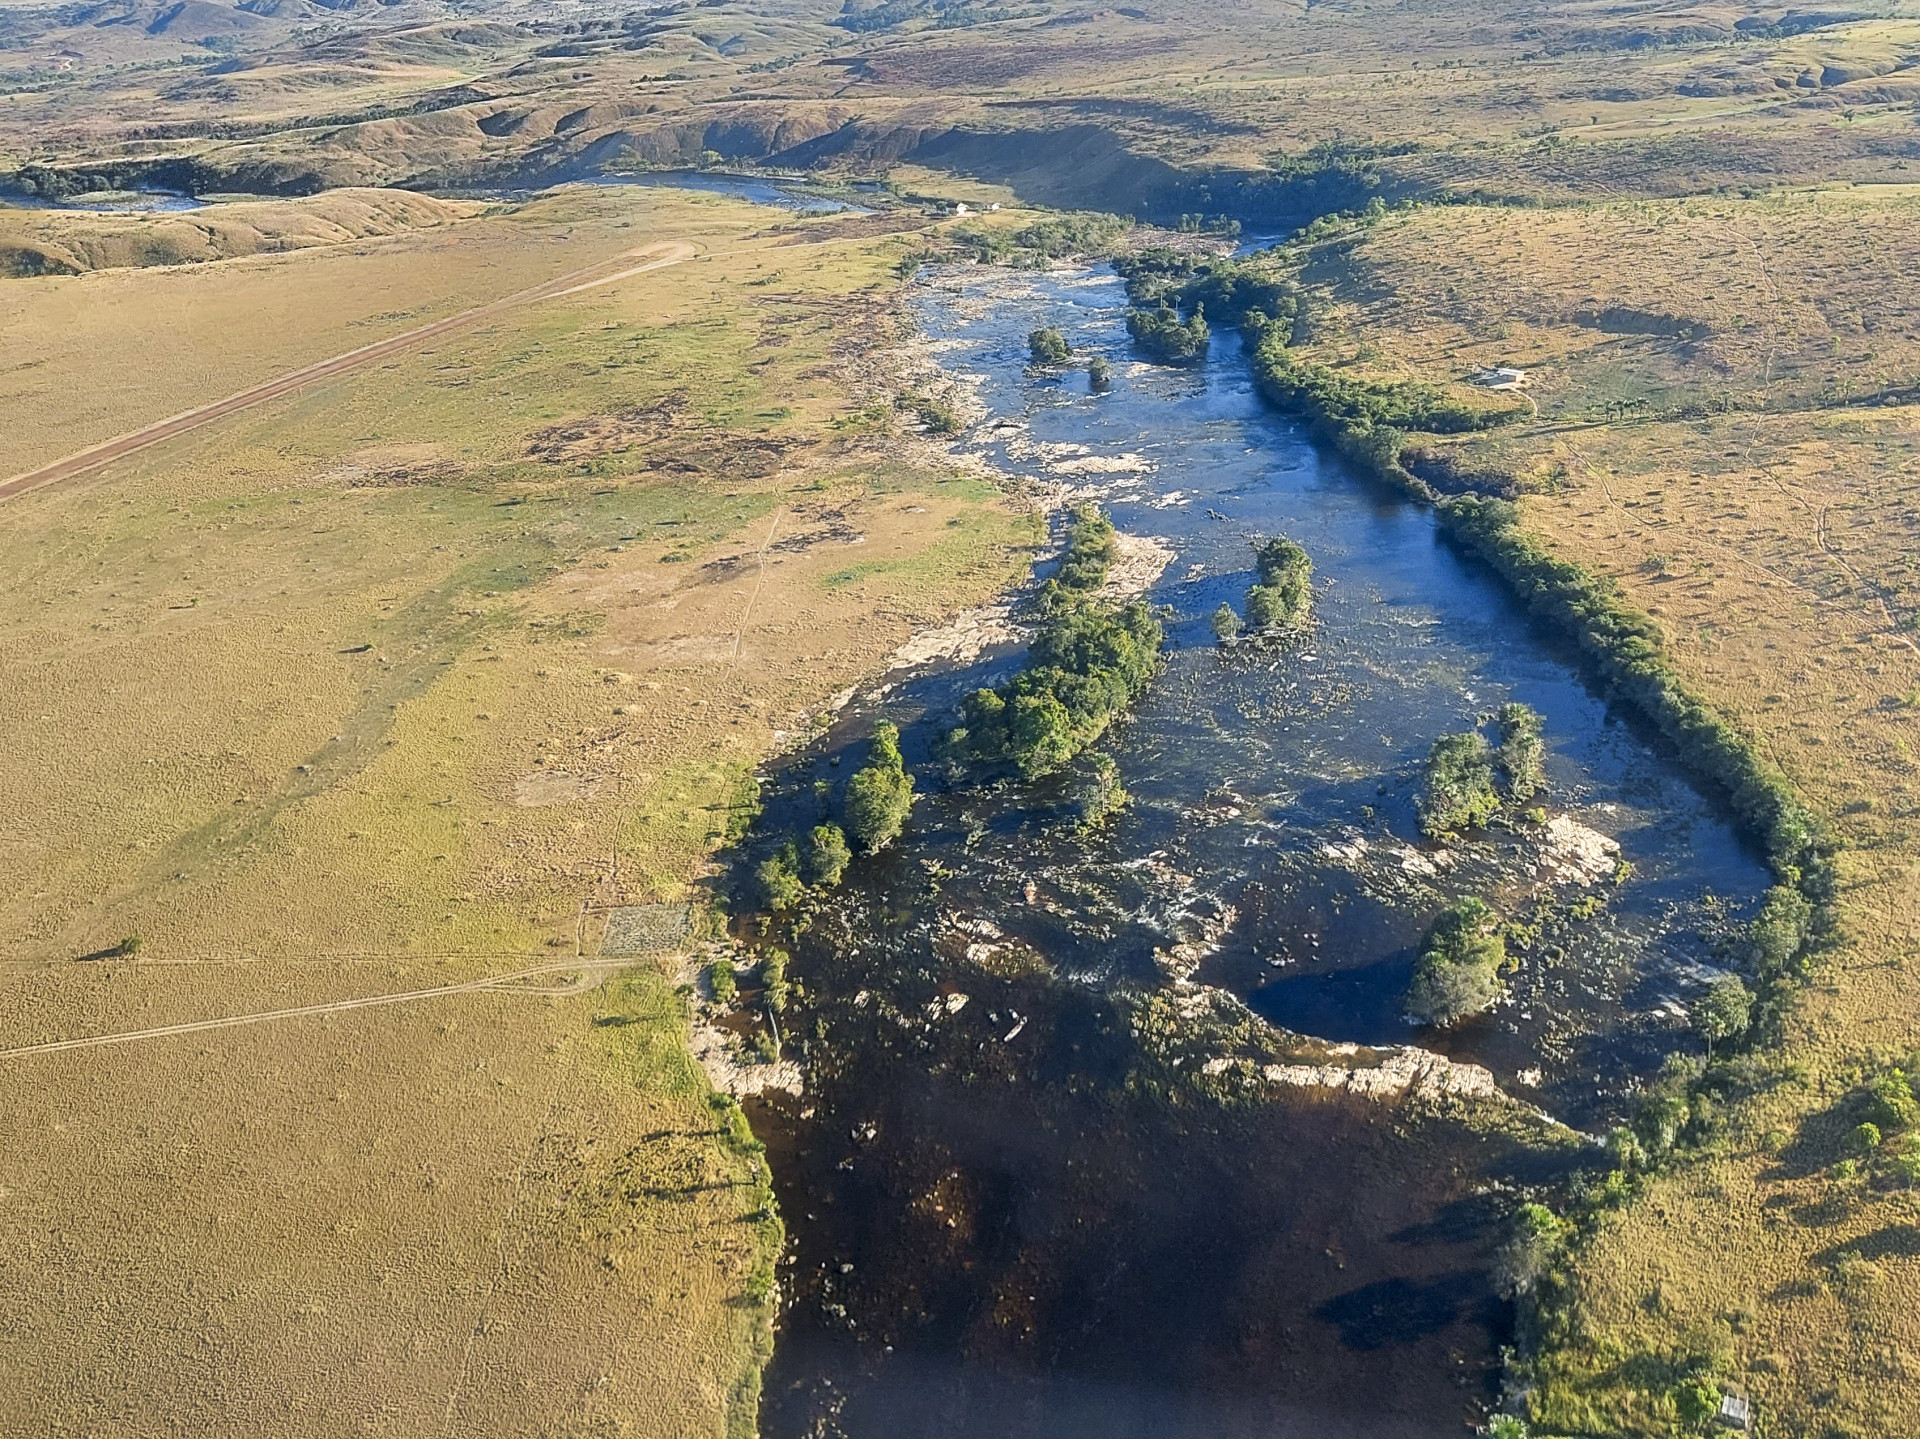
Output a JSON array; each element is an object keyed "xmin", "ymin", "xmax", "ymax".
[
  {"xmin": 1674, "ymin": 1381, "xmax": 1722, "ymax": 1429},
  {"xmin": 1852, "ymin": 1121, "xmax": 1883, "ymax": 1153},
  {"xmin": 1073, "ymin": 753, "xmax": 1130, "ymax": 829},
  {"xmin": 1029, "ymin": 326, "xmax": 1070, "ymax": 365},
  {"xmin": 709, "ymin": 959, "xmax": 738, "ymax": 1005},
  {"xmin": 1406, "ymin": 896, "xmax": 1506, "ymax": 1025},
  {"xmin": 1496, "ymin": 702, "xmax": 1545, "ymax": 800},
  {"xmin": 1245, "ymin": 535, "xmax": 1312, "ymax": 630},
  {"xmin": 1494, "ymin": 1203, "xmax": 1568, "ymax": 1298},
  {"xmin": 1421, "ymin": 731, "xmax": 1500, "ymax": 836},
  {"xmin": 1210, "ymin": 602, "xmax": 1243, "ymax": 643},
  {"xmin": 1865, "ymin": 1069, "xmax": 1920, "ymax": 1131},
  {"xmin": 760, "ymin": 948, "xmax": 790, "ymax": 1012},
  {"xmin": 805, "ymin": 823, "xmax": 852, "ymax": 887},
  {"xmin": 1088, "ymin": 355, "xmax": 1113, "ymax": 391},
  {"xmin": 756, "ymin": 843, "xmax": 804, "ymax": 910},
  {"xmin": 910, "ymin": 395, "xmax": 962, "ymax": 434},
  {"xmin": 845, "ymin": 722, "xmax": 915, "ymax": 853},
  {"xmin": 1037, "ymin": 503, "xmax": 1118, "ymax": 615}
]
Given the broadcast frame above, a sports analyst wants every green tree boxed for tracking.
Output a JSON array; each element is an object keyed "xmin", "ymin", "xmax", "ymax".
[
  {"xmin": 1690, "ymin": 975, "xmax": 1751, "ymax": 1060},
  {"xmin": 1495, "ymin": 701, "xmax": 1545, "ymax": 800},
  {"xmin": 760, "ymin": 948, "xmax": 790, "ymax": 1012},
  {"xmin": 1125, "ymin": 301, "xmax": 1210, "ymax": 364},
  {"xmin": 1029, "ymin": 326, "xmax": 1070, "ymax": 365},
  {"xmin": 805, "ymin": 823, "xmax": 852, "ymax": 887},
  {"xmin": 708, "ymin": 958, "xmax": 737, "ymax": 1005},
  {"xmin": 1420, "ymin": 731, "xmax": 1499, "ymax": 836},
  {"xmin": 1008, "ymin": 692, "xmax": 1076, "ymax": 779},
  {"xmin": 1210, "ymin": 602, "xmax": 1243, "ymax": 643},
  {"xmin": 1405, "ymin": 896, "xmax": 1506, "ymax": 1025},
  {"xmin": 1493, "ymin": 1203, "xmax": 1567, "ymax": 1298},
  {"xmin": 1245, "ymin": 535, "xmax": 1312, "ymax": 631},
  {"xmin": 1073, "ymin": 753, "xmax": 1130, "ymax": 829},
  {"xmin": 1087, "ymin": 354, "xmax": 1113, "ymax": 391},
  {"xmin": 1747, "ymin": 884, "xmax": 1813, "ymax": 979},
  {"xmin": 756, "ymin": 842, "xmax": 804, "ymax": 911},
  {"xmin": 845, "ymin": 720, "xmax": 915, "ymax": 853},
  {"xmin": 1866, "ymin": 1069, "xmax": 1920, "ymax": 1131},
  {"xmin": 1635, "ymin": 1092, "xmax": 1691, "ymax": 1154},
  {"xmin": 1852, "ymin": 1121, "xmax": 1883, "ymax": 1154}
]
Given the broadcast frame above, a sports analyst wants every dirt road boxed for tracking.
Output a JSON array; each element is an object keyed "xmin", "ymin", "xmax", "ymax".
[
  {"xmin": 0, "ymin": 240, "xmax": 699, "ymax": 503},
  {"xmin": 0, "ymin": 959, "xmax": 634, "ymax": 1059}
]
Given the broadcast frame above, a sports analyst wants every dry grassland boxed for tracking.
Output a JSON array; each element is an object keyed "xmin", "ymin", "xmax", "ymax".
[
  {"xmin": 0, "ymin": 182, "xmax": 1033, "ymax": 1437},
  {"xmin": 1293, "ymin": 184, "xmax": 1920, "ymax": 1437},
  {"xmin": 0, "ymin": 187, "xmax": 479, "ymax": 278}
]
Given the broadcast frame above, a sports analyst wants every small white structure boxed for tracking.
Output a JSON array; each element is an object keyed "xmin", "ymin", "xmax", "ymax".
[
  {"xmin": 953, "ymin": 202, "xmax": 972, "ymax": 216},
  {"xmin": 1473, "ymin": 366, "xmax": 1530, "ymax": 389},
  {"xmin": 1716, "ymin": 1392, "xmax": 1752, "ymax": 1432}
]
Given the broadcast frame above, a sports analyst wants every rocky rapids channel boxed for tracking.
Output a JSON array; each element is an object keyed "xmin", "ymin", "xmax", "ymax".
[{"xmin": 722, "ymin": 257, "xmax": 1770, "ymax": 1439}]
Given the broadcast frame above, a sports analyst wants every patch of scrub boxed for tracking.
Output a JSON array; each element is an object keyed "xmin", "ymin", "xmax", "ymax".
[{"xmin": 602, "ymin": 902, "xmax": 692, "ymax": 957}]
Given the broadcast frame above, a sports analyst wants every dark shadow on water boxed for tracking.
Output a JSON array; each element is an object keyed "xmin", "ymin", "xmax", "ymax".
[{"xmin": 1315, "ymin": 1272, "xmax": 1486, "ymax": 1350}]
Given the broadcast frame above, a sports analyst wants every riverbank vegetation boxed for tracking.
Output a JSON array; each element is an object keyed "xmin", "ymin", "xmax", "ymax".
[{"xmin": 1241, "ymin": 185, "xmax": 1920, "ymax": 1436}]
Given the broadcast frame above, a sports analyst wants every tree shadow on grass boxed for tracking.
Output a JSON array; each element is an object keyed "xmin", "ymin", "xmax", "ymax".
[
  {"xmin": 1811, "ymin": 1223, "xmax": 1920, "ymax": 1267},
  {"xmin": 1763, "ymin": 1088, "xmax": 1869, "ymax": 1181}
]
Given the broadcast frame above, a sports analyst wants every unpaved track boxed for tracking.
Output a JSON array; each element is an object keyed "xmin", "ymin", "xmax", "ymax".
[
  {"xmin": 0, "ymin": 240, "xmax": 699, "ymax": 503},
  {"xmin": 0, "ymin": 958, "xmax": 636, "ymax": 1059}
]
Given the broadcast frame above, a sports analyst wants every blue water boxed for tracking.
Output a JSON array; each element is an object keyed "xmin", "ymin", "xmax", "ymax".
[{"xmin": 0, "ymin": 188, "xmax": 203, "ymax": 213}]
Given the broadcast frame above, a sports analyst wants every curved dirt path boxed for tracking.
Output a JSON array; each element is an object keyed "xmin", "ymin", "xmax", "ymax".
[
  {"xmin": 0, "ymin": 240, "xmax": 699, "ymax": 503},
  {"xmin": 0, "ymin": 958, "xmax": 636, "ymax": 1059}
]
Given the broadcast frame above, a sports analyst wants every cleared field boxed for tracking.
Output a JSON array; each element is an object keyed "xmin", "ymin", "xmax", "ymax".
[
  {"xmin": 1285, "ymin": 185, "xmax": 1920, "ymax": 1437},
  {"xmin": 0, "ymin": 181, "xmax": 1032, "ymax": 1437}
]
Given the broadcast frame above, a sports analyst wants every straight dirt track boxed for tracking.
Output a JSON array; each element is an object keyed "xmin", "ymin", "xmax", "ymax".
[
  {"xmin": 0, "ymin": 959, "xmax": 633, "ymax": 1059},
  {"xmin": 0, "ymin": 239, "xmax": 699, "ymax": 503}
]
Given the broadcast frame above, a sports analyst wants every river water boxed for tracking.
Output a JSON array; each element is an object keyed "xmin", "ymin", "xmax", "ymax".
[{"xmin": 738, "ymin": 256, "xmax": 1770, "ymax": 1439}]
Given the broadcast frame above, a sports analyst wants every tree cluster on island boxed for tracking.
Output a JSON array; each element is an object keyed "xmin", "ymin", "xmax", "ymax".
[
  {"xmin": 947, "ymin": 503, "xmax": 1165, "ymax": 780},
  {"xmin": 1419, "ymin": 701, "xmax": 1544, "ymax": 838},
  {"xmin": 1125, "ymin": 300, "xmax": 1210, "ymax": 365},
  {"xmin": 1213, "ymin": 534, "xmax": 1313, "ymax": 642}
]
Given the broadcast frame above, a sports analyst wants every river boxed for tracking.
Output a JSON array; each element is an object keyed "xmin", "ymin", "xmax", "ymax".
[{"xmin": 738, "ymin": 256, "xmax": 1770, "ymax": 1438}]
